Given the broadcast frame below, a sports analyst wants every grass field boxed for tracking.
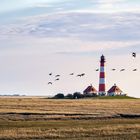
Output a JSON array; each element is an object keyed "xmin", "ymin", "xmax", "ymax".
[{"xmin": 0, "ymin": 97, "xmax": 139, "ymax": 139}]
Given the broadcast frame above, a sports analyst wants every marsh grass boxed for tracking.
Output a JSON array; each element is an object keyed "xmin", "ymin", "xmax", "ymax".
[
  {"xmin": 0, "ymin": 119, "xmax": 140, "ymax": 139},
  {"xmin": 0, "ymin": 97, "xmax": 139, "ymax": 139},
  {"xmin": 0, "ymin": 98, "xmax": 139, "ymax": 114}
]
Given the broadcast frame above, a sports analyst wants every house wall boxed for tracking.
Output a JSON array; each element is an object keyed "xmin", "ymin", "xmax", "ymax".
[
  {"xmin": 108, "ymin": 92, "xmax": 126, "ymax": 96},
  {"xmin": 107, "ymin": 92, "xmax": 116, "ymax": 96}
]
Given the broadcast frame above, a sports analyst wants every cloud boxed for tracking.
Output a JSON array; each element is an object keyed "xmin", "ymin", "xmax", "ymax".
[
  {"xmin": 1, "ymin": 12, "xmax": 140, "ymax": 41},
  {"xmin": 1, "ymin": 0, "xmax": 140, "ymax": 24},
  {"xmin": 0, "ymin": 11, "xmax": 140, "ymax": 56},
  {"xmin": 0, "ymin": 34, "xmax": 139, "ymax": 59}
]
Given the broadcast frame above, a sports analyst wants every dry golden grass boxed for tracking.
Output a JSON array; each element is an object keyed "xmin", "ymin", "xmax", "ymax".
[
  {"xmin": 0, "ymin": 119, "xmax": 140, "ymax": 139},
  {"xmin": 0, "ymin": 97, "xmax": 139, "ymax": 139},
  {"xmin": 0, "ymin": 98, "xmax": 139, "ymax": 115}
]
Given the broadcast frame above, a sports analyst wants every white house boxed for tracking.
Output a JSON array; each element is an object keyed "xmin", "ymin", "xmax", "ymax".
[
  {"xmin": 107, "ymin": 84, "xmax": 126, "ymax": 96},
  {"xmin": 83, "ymin": 85, "xmax": 97, "ymax": 96}
]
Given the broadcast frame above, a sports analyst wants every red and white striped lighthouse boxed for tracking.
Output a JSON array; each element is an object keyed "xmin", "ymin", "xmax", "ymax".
[{"xmin": 98, "ymin": 55, "xmax": 106, "ymax": 96}]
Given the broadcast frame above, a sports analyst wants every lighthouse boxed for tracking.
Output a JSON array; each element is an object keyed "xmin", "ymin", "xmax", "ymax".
[{"xmin": 98, "ymin": 55, "xmax": 106, "ymax": 96}]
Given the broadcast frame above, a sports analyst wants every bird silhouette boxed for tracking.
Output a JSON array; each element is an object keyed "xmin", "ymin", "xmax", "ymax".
[
  {"xmin": 49, "ymin": 73, "xmax": 52, "ymax": 76},
  {"xmin": 55, "ymin": 78, "xmax": 60, "ymax": 81},
  {"xmin": 95, "ymin": 69, "xmax": 99, "ymax": 71},
  {"xmin": 70, "ymin": 73, "xmax": 74, "ymax": 75},
  {"xmin": 132, "ymin": 52, "xmax": 136, "ymax": 58},
  {"xmin": 133, "ymin": 69, "xmax": 137, "ymax": 71},
  {"xmin": 81, "ymin": 73, "xmax": 85, "ymax": 76},
  {"xmin": 112, "ymin": 69, "xmax": 116, "ymax": 71},
  {"xmin": 48, "ymin": 82, "xmax": 52, "ymax": 85},
  {"xmin": 120, "ymin": 69, "xmax": 125, "ymax": 72},
  {"xmin": 77, "ymin": 74, "xmax": 82, "ymax": 77},
  {"xmin": 77, "ymin": 73, "xmax": 85, "ymax": 77},
  {"xmin": 55, "ymin": 75, "xmax": 60, "ymax": 77}
]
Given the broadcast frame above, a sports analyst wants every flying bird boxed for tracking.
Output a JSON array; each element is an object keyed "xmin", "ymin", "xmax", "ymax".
[
  {"xmin": 112, "ymin": 69, "xmax": 116, "ymax": 71},
  {"xmin": 120, "ymin": 69, "xmax": 125, "ymax": 72},
  {"xmin": 77, "ymin": 73, "xmax": 85, "ymax": 77},
  {"xmin": 133, "ymin": 69, "xmax": 137, "ymax": 71},
  {"xmin": 55, "ymin": 78, "xmax": 60, "ymax": 81},
  {"xmin": 77, "ymin": 74, "xmax": 82, "ymax": 77},
  {"xmin": 48, "ymin": 82, "xmax": 52, "ymax": 85},
  {"xmin": 70, "ymin": 73, "xmax": 74, "ymax": 75},
  {"xmin": 95, "ymin": 69, "xmax": 99, "ymax": 71},
  {"xmin": 55, "ymin": 75, "xmax": 60, "ymax": 77},
  {"xmin": 132, "ymin": 52, "xmax": 136, "ymax": 58},
  {"xmin": 81, "ymin": 73, "xmax": 85, "ymax": 76},
  {"xmin": 49, "ymin": 73, "xmax": 52, "ymax": 76}
]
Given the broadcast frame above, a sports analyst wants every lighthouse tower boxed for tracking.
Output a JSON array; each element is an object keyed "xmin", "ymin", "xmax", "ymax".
[{"xmin": 98, "ymin": 55, "xmax": 106, "ymax": 96}]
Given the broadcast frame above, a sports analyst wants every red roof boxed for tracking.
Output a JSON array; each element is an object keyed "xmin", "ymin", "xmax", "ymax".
[
  {"xmin": 84, "ymin": 85, "xmax": 97, "ymax": 93},
  {"xmin": 108, "ymin": 84, "xmax": 122, "ymax": 93}
]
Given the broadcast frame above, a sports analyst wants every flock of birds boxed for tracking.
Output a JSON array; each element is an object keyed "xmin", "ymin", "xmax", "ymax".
[
  {"xmin": 48, "ymin": 52, "xmax": 137, "ymax": 85},
  {"xmin": 48, "ymin": 72, "xmax": 86, "ymax": 85}
]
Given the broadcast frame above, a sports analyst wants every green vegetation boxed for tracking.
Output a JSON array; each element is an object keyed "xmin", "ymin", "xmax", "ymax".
[
  {"xmin": 53, "ymin": 93, "xmax": 65, "ymax": 99},
  {"xmin": 53, "ymin": 92, "xmax": 137, "ymax": 99},
  {"xmin": 93, "ymin": 95, "xmax": 137, "ymax": 99}
]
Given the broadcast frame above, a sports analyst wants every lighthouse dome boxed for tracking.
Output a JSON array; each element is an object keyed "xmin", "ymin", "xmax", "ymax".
[{"xmin": 100, "ymin": 55, "xmax": 105, "ymax": 62}]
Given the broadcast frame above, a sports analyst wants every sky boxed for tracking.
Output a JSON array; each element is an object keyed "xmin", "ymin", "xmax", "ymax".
[{"xmin": 0, "ymin": 0, "xmax": 140, "ymax": 97}]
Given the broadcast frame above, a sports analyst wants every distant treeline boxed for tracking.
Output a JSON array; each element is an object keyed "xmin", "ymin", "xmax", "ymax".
[
  {"xmin": 52, "ymin": 92, "xmax": 97, "ymax": 99},
  {"xmin": 0, "ymin": 94, "xmax": 25, "ymax": 96}
]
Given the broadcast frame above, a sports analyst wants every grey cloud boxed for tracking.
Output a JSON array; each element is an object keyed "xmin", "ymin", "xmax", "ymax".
[
  {"xmin": 1, "ymin": 12, "xmax": 140, "ymax": 42},
  {"xmin": 0, "ymin": 0, "xmax": 94, "ymax": 24}
]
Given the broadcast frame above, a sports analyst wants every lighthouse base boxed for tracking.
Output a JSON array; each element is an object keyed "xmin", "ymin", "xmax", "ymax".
[{"xmin": 98, "ymin": 92, "xmax": 106, "ymax": 96}]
